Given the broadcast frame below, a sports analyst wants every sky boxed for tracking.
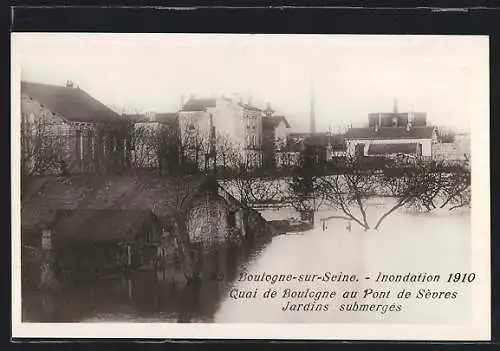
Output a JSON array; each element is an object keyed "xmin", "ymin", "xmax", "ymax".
[{"xmin": 13, "ymin": 34, "xmax": 488, "ymax": 133}]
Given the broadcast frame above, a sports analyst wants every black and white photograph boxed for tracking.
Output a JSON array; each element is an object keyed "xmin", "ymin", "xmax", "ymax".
[{"xmin": 11, "ymin": 34, "xmax": 490, "ymax": 340}]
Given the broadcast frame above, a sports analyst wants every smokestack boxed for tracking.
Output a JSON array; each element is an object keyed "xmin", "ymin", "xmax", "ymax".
[
  {"xmin": 393, "ymin": 97, "xmax": 398, "ymax": 114},
  {"xmin": 310, "ymin": 80, "xmax": 316, "ymax": 133}
]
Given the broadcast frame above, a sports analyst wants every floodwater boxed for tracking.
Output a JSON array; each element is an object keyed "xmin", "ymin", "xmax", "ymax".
[{"xmin": 22, "ymin": 200, "xmax": 472, "ymax": 324}]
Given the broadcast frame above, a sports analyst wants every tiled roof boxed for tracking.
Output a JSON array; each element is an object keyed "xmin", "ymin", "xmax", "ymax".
[
  {"xmin": 262, "ymin": 115, "xmax": 291, "ymax": 129},
  {"xmin": 367, "ymin": 143, "xmax": 418, "ymax": 155},
  {"xmin": 21, "ymin": 81, "xmax": 120, "ymax": 123},
  {"xmin": 21, "ymin": 173, "xmax": 210, "ymax": 231},
  {"xmin": 345, "ymin": 126, "xmax": 435, "ymax": 140},
  {"xmin": 182, "ymin": 98, "xmax": 217, "ymax": 111},
  {"xmin": 51, "ymin": 209, "xmax": 155, "ymax": 243}
]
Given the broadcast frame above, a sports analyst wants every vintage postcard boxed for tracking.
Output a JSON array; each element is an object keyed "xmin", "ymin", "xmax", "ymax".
[{"xmin": 11, "ymin": 33, "xmax": 490, "ymax": 340}]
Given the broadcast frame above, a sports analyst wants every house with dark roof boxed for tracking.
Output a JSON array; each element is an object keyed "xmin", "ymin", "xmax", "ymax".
[
  {"xmin": 345, "ymin": 125, "xmax": 437, "ymax": 158},
  {"xmin": 21, "ymin": 81, "xmax": 128, "ymax": 175},
  {"xmin": 345, "ymin": 99, "xmax": 437, "ymax": 158}
]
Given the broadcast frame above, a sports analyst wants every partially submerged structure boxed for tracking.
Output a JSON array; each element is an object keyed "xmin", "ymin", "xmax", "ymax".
[{"xmin": 21, "ymin": 173, "xmax": 270, "ymax": 287}]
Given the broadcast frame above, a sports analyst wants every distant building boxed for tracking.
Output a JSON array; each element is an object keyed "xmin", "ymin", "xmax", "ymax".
[
  {"xmin": 20, "ymin": 81, "xmax": 128, "ymax": 175},
  {"xmin": 178, "ymin": 96, "xmax": 265, "ymax": 169},
  {"xmin": 345, "ymin": 126, "xmax": 437, "ymax": 158},
  {"xmin": 123, "ymin": 112, "xmax": 180, "ymax": 173},
  {"xmin": 346, "ymin": 99, "xmax": 437, "ymax": 158},
  {"xmin": 368, "ymin": 98, "xmax": 428, "ymax": 128},
  {"xmin": 261, "ymin": 104, "xmax": 291, "ymax": 169},
  {"xmin": 276, "ymin": 132, "xmax": 346, "ymax": 168}
]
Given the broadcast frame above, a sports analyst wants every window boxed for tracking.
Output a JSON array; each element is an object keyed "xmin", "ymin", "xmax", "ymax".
[{"xmin": 252, "ymin": 135, "xmax": 257, "ymax": 147}]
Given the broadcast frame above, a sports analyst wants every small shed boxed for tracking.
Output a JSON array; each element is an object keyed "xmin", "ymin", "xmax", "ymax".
[{"xmin": 48, "ymin": 209, "xmax": 162, "ymax": 278}]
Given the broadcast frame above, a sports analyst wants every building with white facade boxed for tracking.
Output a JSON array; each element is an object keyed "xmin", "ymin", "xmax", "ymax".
[
  {"xmin": 345, "ymin": 126, "xmax": 437, "ymax": 158},
  {"xmin": 345, "ymin": 100, "xmax": 437, "ymax": 159},
  {"xmin": 178, "ymin": 96, "xmax": 265, "ymax": 169}
]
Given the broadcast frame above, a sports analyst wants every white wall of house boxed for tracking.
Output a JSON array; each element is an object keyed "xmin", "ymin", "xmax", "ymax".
[
  {"xmin": 345, "ymin": 138, "xmax": 433, "ymax": 157},
  {"xmin": 178, "ymin": 110, "xmax": 211, "ymax": 142},
  {"xmin": 274, "ymin": 120, "xmax": 288, "ymax": 146},
  {"xmin": 209, "ymin": 98, "xmax": 244, "ymax": 145},
  {"xmin": 276, "ymin": 151, "xmax": 301, "ymax": 168}
]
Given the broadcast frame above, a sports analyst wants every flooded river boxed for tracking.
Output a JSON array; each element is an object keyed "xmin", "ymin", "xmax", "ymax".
[{"xmin": 22, "ymin": 202, "xmax": 471, "ymax": 324}]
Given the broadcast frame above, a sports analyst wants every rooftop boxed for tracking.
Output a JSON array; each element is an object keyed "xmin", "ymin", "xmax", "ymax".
[
  {"xmin": 21, "ymin": 173, "xmax": 213, "ymax": 231},
  {"xmin": 262, "ymin": 115, "xmax": 291, "ymax": 129},
  {"xmin": 21, "ymin": 81, "xmax": 120, "ymax": 123},
  {"xmin": 181, "ymin": 98, "xmax": 217, "ymax": 112},
  {"xmin": 50, "ymin": 209, "xmax": 155, "ymax": 243},
  {"xmin": 345, "ymin": 126, "xmax": 435, "ymax": 140}
]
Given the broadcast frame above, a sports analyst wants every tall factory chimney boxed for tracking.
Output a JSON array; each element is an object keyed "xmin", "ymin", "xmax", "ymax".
[
  {"xmin": 393, "ymin": 97, "xmax": 399, "ymax": 114},
  {"xmin": 309, "ymin": 80, "xmax": 316, "ymax": 133}
]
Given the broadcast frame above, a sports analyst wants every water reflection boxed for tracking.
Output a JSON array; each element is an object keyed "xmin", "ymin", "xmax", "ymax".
[{"xmin": 22, "ymin": 205, "xmax": 471, "ymax": 324}]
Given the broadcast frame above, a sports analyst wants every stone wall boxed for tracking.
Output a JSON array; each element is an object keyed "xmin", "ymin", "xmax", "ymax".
[{"xmin": 186, "ymin": 191, "xmax": 230, "ymax": 245}]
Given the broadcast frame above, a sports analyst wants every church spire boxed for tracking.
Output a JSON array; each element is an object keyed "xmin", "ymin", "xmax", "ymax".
[{"xmin": 309, "ymin": 79, "xmax": 316, "ymax": 133}]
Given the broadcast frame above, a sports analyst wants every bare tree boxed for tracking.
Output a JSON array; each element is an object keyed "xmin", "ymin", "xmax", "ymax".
[
  {"xmin": 178, "ymin": 123, "xmax": 211, "ymax": 174},
  {"xmin": 318, "ymin": 155, "xmax": 378, "ymax": 230},
  {"xmin": 374, "ymin": 157, "xmax": 470, "ymax": 230},
  {"xmin": 287, "ymin": 147, "xmax": 323, "ymax": 224},
  {"xmin": 21, "ymin": 112, "xmax": 70, "ymax": 182}
]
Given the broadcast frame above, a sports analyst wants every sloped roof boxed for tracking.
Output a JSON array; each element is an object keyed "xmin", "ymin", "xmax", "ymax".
[
  {"xmin": 262, "ymin": 115, "xmax": 291, "ymax": 129},
  {"xmin": 367, "ymin": 143, "xmax": 418, "ymax": 155},
  {"xmin": 51, "ymin": 209, "xmax": 155, "ymax": 243},
  {"xmin": 156, "ymin": 113, "xmax": 178, "ymax": 124},
  {"xmin": 21, "ymin": 173, "xmax": 211, "ymax": 231},
  {"xmin": 122, "ymin": 112, "xmax": 178, "ymax": 125},
  {"xmin": 345, "ymin": 126, "xmax": 435, "ymax": 140},
  {"xmin": 287, "ymin": 132, "xmax": 345, "ymax": 147},
  {"xmin": 182, "ymin": 98, "xmax": 217, "ymax": 111},
  {"xmin": 21, "ymin": 81, "xmax": 120, "ymax": 123}
]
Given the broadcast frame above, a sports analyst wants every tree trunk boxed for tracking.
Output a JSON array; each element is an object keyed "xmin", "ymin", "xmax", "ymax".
[
  {"xmin": 374, "ymin": 200, "xmax": 405, "ymax": 230},
  {"xmin": 171, "ymin": 213, "xmax": 198, "ymax": 282}
]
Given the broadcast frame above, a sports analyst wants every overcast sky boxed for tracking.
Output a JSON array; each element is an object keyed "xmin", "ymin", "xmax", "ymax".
[{"xmin": 13, "ymin": 34, "xmax": 488, "ymax": 133}]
